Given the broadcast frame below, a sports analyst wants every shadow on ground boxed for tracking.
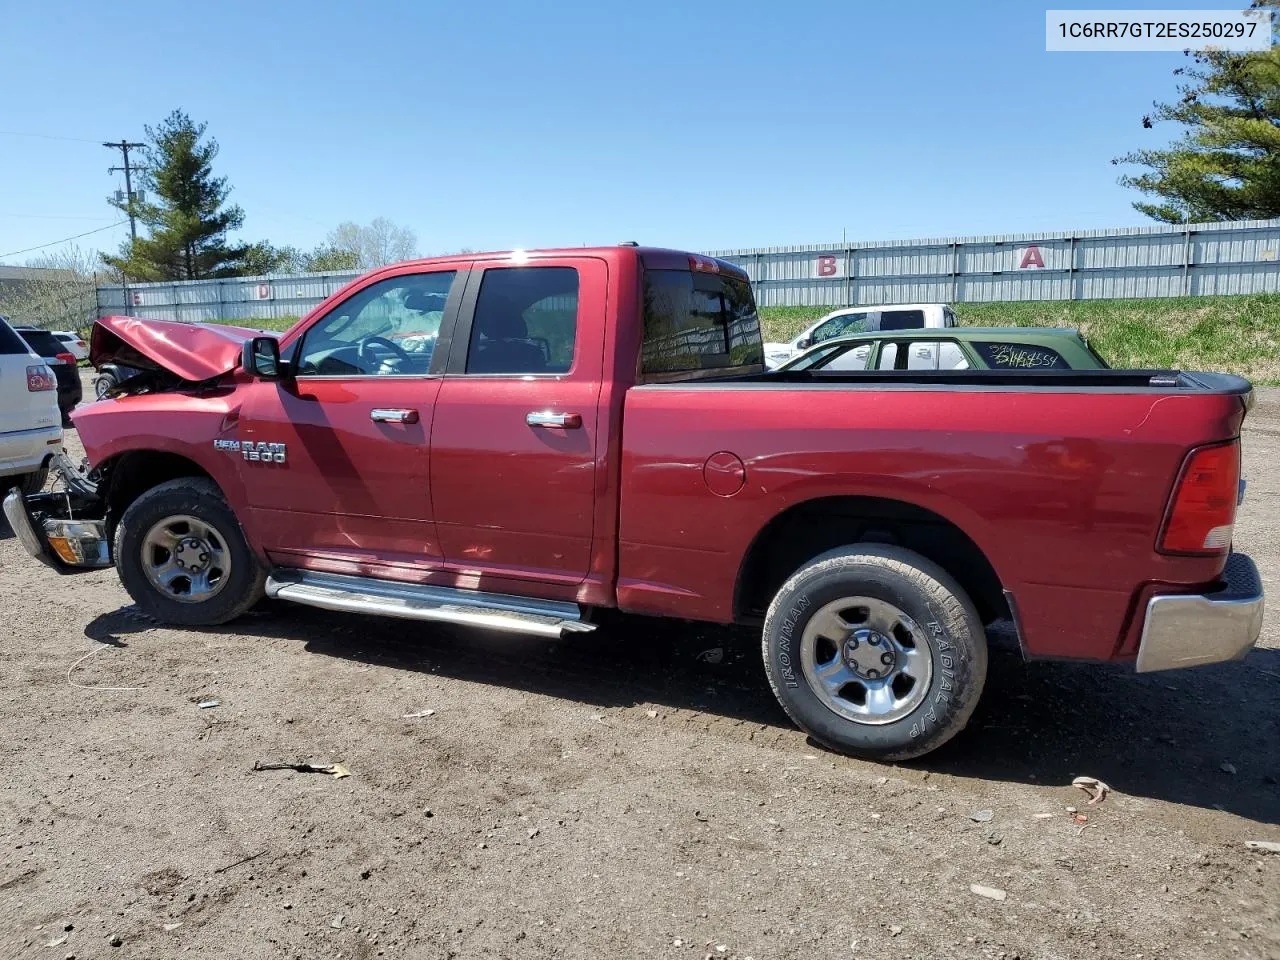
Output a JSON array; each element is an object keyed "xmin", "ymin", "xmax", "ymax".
[{"xmin": 85, "ymin": 601, "xmax": 1280, "ymax": 825}]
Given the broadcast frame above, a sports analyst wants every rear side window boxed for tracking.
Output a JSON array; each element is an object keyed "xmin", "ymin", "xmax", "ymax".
[
  {"xmin": 17, "ymin": 328, "xmax": 64, "ymax": 357},
  {"xmin": 972, "ymin": 341, "xmax": 1069, "ymax": 369},
  {"xmin": 879, "ymin": 309, "xmax": 925, "ymax": 331},
  {"xmin": 823, "ymin": 343, "xmax": 872, "ymax": 371},
  {"xmin": 641, "ymin": 270, "xmax": 763, "ymax": 377},
  {"xmin": 0, "ymin": 318, "xmax": 31, "ymax": 355},
  {"xmin": 466, "ymin": 267, "xmax": 579, "ymax": 374}
]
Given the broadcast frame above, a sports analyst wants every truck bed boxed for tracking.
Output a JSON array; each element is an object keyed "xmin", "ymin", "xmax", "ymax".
[{"xmin": 617, "ymin": 368, "xmax": 1252, "ymax": 662}]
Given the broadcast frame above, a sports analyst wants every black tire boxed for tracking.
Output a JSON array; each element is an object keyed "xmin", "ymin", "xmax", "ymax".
[
  {"xmin": 761, "ymin": 545, "xmax": 987, "ymax": 761},
  {"xmin": 11, "ymin": 468, "xmax": 48, "ymax": 496},
  {"xmin": 94, "ymin": 372, "xmax": 118, "ymax": 400},
  {"xmin": 114, "ymin": 477, "xmax": 265, "ymax": 626}
]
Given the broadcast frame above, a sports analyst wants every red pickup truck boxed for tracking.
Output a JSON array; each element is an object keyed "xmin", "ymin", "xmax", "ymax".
[{"xmin": 3, "ymin": 245, "xmax": 1264, "ymax": 760}]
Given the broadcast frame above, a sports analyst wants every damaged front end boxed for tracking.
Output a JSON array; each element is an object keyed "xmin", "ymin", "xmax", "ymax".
[{"xmin": 3, "ymin": 452, "xmax": 111, "ymax": 572}]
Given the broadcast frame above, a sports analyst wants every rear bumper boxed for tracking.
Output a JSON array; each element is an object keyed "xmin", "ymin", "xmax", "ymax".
[
  {"xmin": 1136, "ymin": 553, "xmax": 1265, "ymax": 672},
  {"xmin": 2, "ymin": 488, "xmax": 111, "ymax": 572},
  {"xmin": 0, "ymin": 425, "xmax": 62, "ymax": 476}
]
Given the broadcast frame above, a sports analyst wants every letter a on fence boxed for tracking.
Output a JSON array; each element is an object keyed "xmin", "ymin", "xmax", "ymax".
[{"xmin": 1018, "ymin": 246, "xmax": 1045, "ymax": 269}]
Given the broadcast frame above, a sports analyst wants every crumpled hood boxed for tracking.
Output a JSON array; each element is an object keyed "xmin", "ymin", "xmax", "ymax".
[{"xmin": 90, "ymin": 315, "xmax": 265, "ymax": 382}]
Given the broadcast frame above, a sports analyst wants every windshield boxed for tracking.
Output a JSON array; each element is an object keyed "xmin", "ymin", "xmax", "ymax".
[{"xmin": 779, "ymin": 340, "xmax": 860, "ymax": 371}]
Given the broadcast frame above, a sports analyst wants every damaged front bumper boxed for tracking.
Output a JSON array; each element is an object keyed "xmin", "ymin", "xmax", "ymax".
[{"xmin": 3, "ymin": 457, "xmax": 111, "ymax": 572}]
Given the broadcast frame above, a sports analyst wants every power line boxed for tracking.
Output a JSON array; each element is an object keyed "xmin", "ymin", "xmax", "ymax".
[
  {"xmin": 0, "ymin": 221, "xmax": 127, "ymax": 259},
  {"xmin": 0, "ymin": 129, "xmax": 104, "ymax": 144}
]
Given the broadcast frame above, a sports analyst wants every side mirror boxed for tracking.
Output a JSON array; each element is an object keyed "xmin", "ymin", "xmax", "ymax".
[
  {"xmin": 243, "ymin": 336, "xmax": 283, "ymax": 380},
  {"xmin": 796, "ymin": 336, "xmax": 813, "ymax": 350}
]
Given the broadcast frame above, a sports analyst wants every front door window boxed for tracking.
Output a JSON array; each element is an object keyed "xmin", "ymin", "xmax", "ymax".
[{"xmin": 295, "ymin": 272, "xmax": 455, "ymax": 377}]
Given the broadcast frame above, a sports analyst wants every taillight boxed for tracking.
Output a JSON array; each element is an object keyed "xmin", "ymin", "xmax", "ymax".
[
  {"xmin": 26, "ymin": 365, "xmax": 56, "ymax": 392},
  {"xmin": 55, "ymin": 352, "xmax": 77, "ymax": 366},
  {"xmin": 1159, "ymin": 442, "xmax": 1240, "ymax": 554}
]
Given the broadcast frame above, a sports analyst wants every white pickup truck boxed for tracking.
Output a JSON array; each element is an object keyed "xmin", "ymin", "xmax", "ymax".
[
  {"xmin": 0, "ymin": 315, "xmax": 63, "ymax": 493},
  {"xmin": 763, "ymin": 303, "xmax": 957, "ymax": 369}
]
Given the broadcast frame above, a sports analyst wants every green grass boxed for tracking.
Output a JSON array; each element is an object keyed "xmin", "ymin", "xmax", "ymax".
[
  {"xmin": 758, "ymin": 294, "xmax": 1280, "ymax": 384},
  {"xmin": 217, "ymin": 292, "xmax": 1280, "ymax": 384},
  {"xmin": 234, "ymin": 315, "xmax": 298, "ymax": 333}
]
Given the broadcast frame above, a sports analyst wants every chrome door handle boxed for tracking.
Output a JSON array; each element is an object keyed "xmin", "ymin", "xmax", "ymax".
[
  {"xmin": 526, "ymin": 411, "xmax": 582, "ymax": 429},
  {"xmin": 370, "ymin": 408, "xmax": 419, "ymax": 424}
]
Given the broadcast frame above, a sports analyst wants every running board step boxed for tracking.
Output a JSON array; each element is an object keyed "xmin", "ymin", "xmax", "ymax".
[{"xmin": 265, "ymin": 569, "xmax": 596, "ymax": 638}]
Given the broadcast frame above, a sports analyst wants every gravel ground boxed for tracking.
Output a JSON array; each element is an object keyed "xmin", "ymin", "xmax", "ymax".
[{"xmin": 1, "ymin": 378, "xmax": 1277, "ymax": 960}]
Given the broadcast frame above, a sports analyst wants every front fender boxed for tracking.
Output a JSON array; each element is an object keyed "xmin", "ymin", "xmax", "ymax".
[{"xmin": 72, "ymin": 390, "xmax": 249, "ymax": 513}]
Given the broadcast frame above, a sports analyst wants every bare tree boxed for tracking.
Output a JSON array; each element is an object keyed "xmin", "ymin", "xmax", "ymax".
[
  {"xmin": 324, "ymin": 218, "xmax": 419, "ymax": 269},
  {"xmin": 0, "ymin": 245, "xmax": 108, "ymax": 332}
]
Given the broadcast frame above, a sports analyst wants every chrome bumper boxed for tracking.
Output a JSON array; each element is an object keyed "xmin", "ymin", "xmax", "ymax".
[
  {"xmin": 1136, "ymin": 553, "xmax": 1265, "ymax": 672},
  {"xmin": 3, "ymin": 488, "xmax": 112, "ymax": 571}
]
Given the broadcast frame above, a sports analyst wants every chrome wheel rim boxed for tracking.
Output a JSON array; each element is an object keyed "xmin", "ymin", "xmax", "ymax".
[
  {"xmin": 800, "ymin": 597, "xmax": 933, "ymax": 725},
  {"xmin": 140, "ymin": 514, "xmax": 231, "ymax": 604}
]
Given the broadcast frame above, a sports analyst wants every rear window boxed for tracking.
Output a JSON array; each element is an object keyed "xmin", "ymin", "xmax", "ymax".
[
  {"xmin": 17, "ymin": 328, "xmax": 65, "ymax": 357},
  {"xmin": 879, "ymin": 309, "xmax": 926, "ymax": 331},
  {"xmin": 641, "ymin": 269, "xmax": 763, "ymax": 377},
  {"xmin": 972, "ymin": 341, "xmax": 1069, "ymax": 369},
  {"xmin": 0, "ymin": 318, "xmax": 31, "ymax": 356}
]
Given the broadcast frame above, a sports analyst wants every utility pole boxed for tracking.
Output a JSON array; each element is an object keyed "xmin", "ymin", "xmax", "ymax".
[
  {"xmin": 103, "ymin": 140, "xmax": 145, "ymax": 241},
  {"xmin": 104, "ymin": 140, "xmax": 145, "ymax": 317}
]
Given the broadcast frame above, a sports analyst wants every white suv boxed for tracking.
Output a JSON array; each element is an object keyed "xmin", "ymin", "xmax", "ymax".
[
  {"xmin": 0, "ymin": 315, "xmax": 62, "ymax": 494},
  {"xmin": 763, "ymin": 303, "xmax": 958, "ymax": 369}
]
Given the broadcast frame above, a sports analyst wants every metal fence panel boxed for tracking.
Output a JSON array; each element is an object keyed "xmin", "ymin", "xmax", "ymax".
[
  {"xmin": 97, "ymin": 270, "xmax": 361, "ymax": 324},
  {"xmin": 706, "ymin": 218, "xmax": 1280, "ymax": 308},
  {"xmin": 96, "ymin": 218, "xmax": 1280, "ymax": 321}
]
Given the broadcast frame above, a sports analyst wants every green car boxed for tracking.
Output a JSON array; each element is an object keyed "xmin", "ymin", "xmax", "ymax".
[{"xmin": 777, "ymin": 327, "xmax": 1109, "ymax": 373}]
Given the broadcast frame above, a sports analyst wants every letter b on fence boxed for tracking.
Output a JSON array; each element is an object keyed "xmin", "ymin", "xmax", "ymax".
[{"xmin": 815, "ymin": 255, "xmax": 838, "ymax": 277}]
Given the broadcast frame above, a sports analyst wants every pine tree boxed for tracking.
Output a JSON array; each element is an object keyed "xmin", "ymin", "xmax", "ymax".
[
  {"xmin": 102, "ymin": 110, "xmax": 251, "ymax": 280},
  {"xmin": 1116, "ymin": 3, "xmax": 1280, "ymax": 222}
]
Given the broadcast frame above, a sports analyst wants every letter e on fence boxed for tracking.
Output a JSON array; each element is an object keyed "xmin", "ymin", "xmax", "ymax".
[
  {"xmin": 1018, "ymin": 245, "xmax": 1045, "ymax": 269},
  {"xmin": 815, "ymin": 255, "xmax": 838, "ymax": 277}
]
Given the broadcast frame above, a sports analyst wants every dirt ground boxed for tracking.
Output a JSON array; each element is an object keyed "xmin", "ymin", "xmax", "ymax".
[{"xmin": 1, "ymin": 377, "xmax": 1277, "ymax": 960}]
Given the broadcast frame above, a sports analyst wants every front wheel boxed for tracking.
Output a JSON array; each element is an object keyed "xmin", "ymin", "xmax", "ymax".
[
  {"xmin": 762, "ymin": 545, "xmax": 987, "ymax": 761},
  {"xmin": 114, "ymin": 477, "xmax": 265, "ymax": 626},
  {"xmin": 94, "ymin": 372, "xmax": 118, "ymax": 399},
  {"xmin": 9, "ymin": 468, "xmax": 48, "ymax": 496}
]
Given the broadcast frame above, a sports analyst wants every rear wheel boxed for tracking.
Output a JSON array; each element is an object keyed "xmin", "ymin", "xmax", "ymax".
[
  {"xmin": 761, "ymin": 545, "xmax": 987, "ymax": 761},
  {"xmin": 114, "ymin": 477, "xmax": 265, "ymax": 625}
]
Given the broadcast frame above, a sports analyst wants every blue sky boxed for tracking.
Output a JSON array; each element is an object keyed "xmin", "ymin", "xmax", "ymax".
[{"xmin": 0, "ymin": 0, "xmax": 1222, "ymax": 264}]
